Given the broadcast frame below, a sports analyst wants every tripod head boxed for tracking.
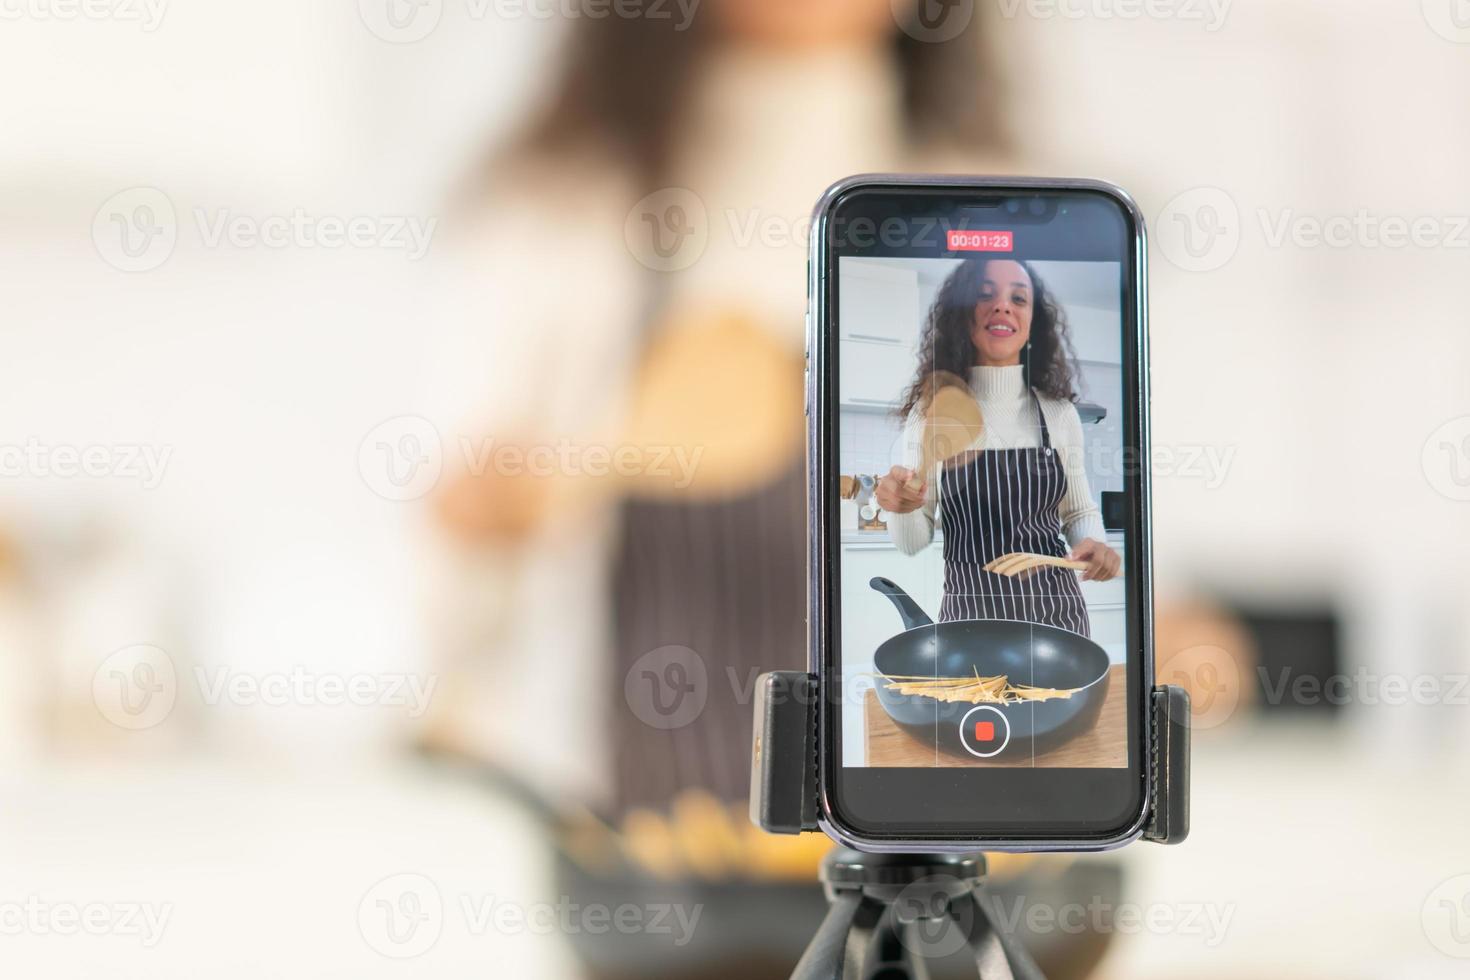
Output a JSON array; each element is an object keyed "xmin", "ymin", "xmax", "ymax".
[
  {"xmin": 749, "ymin": 673, "xmax": 1191, "ymax": 979},
  {"xmin": 793, "ymin": 848, "xmax": 1045, "ymax": 980}
]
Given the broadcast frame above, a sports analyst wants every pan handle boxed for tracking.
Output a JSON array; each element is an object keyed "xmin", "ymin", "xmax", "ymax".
[{"xmin": 868, "ymin": 577, "xmax": 934, "ymax": 630}]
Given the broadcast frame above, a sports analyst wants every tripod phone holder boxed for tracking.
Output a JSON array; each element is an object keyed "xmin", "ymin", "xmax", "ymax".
[{"xmin": 749, "ymin": 672, "xmax": 1190, "ymax": 979}]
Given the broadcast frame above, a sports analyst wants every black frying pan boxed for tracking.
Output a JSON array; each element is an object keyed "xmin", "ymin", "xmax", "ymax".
[{"xmin": 868, "ymin": 577, "xmax": 1112, "ymax": 760}]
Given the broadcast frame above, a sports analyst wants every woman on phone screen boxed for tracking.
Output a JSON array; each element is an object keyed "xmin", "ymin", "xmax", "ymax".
[{"xmin": 876, "ymin": 257, "xmax": 1121, "ymax": 636}]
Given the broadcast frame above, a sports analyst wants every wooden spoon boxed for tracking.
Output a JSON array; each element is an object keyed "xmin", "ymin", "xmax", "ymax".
[
  {"xmin": 621, "ymin": 310, "xmax": 805, "ymax": 500},
  {"xmin": 907, "ymin": 372, "xmax": 985, "ymax": 491}
]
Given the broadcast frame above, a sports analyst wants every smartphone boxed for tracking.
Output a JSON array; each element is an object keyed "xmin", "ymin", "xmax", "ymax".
[{"xmin": 807, "ymin": 175, "xmax": 1153, "ymax": 851}]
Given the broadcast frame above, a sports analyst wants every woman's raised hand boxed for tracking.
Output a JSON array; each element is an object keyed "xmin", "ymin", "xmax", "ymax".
[
  {"xmin": 875, "ymin": 465, "xmax": 927, "ymax": 515},
  {"xmin": 1069, "ymin": 537, "xmax": 1122, "ymax": 582}
]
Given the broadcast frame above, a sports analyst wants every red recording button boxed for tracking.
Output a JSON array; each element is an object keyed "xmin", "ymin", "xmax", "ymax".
[{"xmin": 959, "ymin": 705, "xmax": 1010, "ymax": 759}]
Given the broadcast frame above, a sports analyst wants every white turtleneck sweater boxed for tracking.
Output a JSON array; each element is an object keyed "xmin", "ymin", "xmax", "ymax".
[
  {"xmin": 886, "ymin": 365, "xmax": 1107, "ymax": 556},
  {"xmin": 663, "ymin": 43, "xmax": 908, "ymax": 342}
]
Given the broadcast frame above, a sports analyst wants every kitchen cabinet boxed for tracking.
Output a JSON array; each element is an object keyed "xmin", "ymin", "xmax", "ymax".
[
  {"xmin": 839, "ymin": 340, "xmax": 915, "ymax": 411},
  {"xmin": 1065, "ymin": 304, "xmax": 1122, "ymax": 365},
  {"xmin": 837, "ymin": 259, "xmax": 924, "ymax": 412},
  {"xmin": 838, "ymin": 259, "xmax": 921, "ymax": 345}
]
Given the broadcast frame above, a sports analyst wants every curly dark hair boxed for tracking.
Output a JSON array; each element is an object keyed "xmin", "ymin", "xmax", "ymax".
[
  {"xmin": 502, "ymin": 7, "xmax": 1007, "ymax": 184},
  {"xmin": 897, "ymin": 257, "xmax": 1079, "ymax": 420}
]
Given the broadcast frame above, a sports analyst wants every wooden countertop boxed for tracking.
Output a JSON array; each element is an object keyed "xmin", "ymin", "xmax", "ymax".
[{"xmin": 864, "ymin": 664, "xmax": 1128, "ymax": 768}]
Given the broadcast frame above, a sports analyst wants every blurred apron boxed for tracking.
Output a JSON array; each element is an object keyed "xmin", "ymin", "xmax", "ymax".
[
  {"xmin": 606, "ymin": 312, "xmax": 806, "ymax": 817},
  {"xmin": 938, "ymin": 389, "xmax": 1091, "ymax": 637}
]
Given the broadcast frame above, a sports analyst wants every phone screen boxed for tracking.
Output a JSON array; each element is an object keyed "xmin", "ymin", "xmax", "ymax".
[{"xmin": 815, "ymin": 181, "xmax": 1150, "ymax": 842}]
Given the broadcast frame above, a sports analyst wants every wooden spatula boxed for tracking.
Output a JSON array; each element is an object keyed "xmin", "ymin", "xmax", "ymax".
[
  {"xmin": 984, "ymin": 552, "xmax": 1089, "ymax": 577},
  {"xmin": 907, "ymin": 372, "xmax": 985, "ymax": 490}
]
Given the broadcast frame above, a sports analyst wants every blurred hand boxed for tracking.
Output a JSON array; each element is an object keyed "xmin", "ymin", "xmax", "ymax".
[
  {"xmin": 874, "ymin": 466, "xmax": 926, "ymax": 515},
  {"xmin": 434, "ymin": 448, "xmax": 568, "ymax": 544},
  {"xmin": 1069, "ymin": 538, "xmax": 1121, "ymax": 582}
]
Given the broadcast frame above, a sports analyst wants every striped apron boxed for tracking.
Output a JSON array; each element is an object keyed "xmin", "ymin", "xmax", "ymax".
[
  {"xmin": 607, "ymin": 457, "xmax": 805, "ymax": 817},
  {"xmin": 938, "ymin": 389, "xmax": 1091, "ymax": 637}
]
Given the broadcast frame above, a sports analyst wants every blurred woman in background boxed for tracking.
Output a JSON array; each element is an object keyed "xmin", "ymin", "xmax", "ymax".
[
  {"xmin": 422, "ymin": 3, "xmax": 1043, "ymax": 977},
  {"xmin": 432, "ymin": 0, "xmax": 1005, "ymax": 823}
]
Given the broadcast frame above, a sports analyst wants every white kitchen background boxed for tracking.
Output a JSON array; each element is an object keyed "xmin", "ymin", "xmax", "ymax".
[{"xmin": 837, "ymin": 256, "xmax": 1128, "ymax": 766}]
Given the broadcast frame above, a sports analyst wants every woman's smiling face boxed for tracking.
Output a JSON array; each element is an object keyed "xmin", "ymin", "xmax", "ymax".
[{"xmin": 969, "ymin": 259, "xmax": 1033, "ymax": 366}]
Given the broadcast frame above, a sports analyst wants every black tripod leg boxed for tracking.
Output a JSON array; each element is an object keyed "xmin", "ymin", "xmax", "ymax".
[
  {"xmin": 790, "ymin": 892, "xmax": 888, "ymax": 980},
  {"xmin": 948, "ymin": 892, "xmax": 1045, "ymax": 980},
  {"xmin": 875, "ymin": 907, "xmax": 930, "ymax": 980}
]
